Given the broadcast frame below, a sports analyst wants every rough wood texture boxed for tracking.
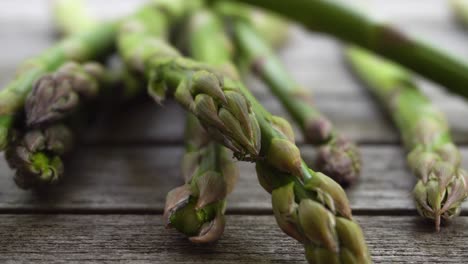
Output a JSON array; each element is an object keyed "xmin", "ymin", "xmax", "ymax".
[
  {"xmin": 1, "ymin": 215, "xmax": 467, "ymax": 263},
  {"xmin": 1, "ymin": 145, "xmax": 468, "ymax": 212},
  {"xmin": 2, "ymin": 0, "xmax": 468, "ymax": 263}
]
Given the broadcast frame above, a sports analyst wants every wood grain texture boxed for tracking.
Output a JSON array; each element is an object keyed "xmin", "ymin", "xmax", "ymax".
[
  {"xmin": 82, "ymin": 95, "xmax": 468, "ymax": 144},
  {"xmin": 1, "ymin": 0, "xmax": 468, "ymax": 263},
  {"xmin": 1, "ymin": 215, "xmax": 467, "ymax": 263},
  {"xmin": 1, "ymin": 145, "xmax": 467, "ymax": 213}
]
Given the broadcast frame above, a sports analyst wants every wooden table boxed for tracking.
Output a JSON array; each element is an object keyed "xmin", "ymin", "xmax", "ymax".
[{"xmin": 1, "ymin": 0, "xmax": 468, "ymax": 263}]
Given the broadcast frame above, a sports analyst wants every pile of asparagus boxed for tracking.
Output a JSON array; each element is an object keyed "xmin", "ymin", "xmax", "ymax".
[{"xmin": 3, "ymin": 0, "xmax": 468, "ymax": 262}]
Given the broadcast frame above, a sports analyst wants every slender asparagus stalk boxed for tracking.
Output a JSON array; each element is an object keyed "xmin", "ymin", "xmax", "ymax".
[
  {"xmin": 164, "ymin": 113, "xmax": 239, "ymax": 243},
  {"xmin": 0, "ymin": 20, "xmax": 117, "ymax": 150},
  {"xmin": 230, "ymin": 15, "xmax": 360, "ymax": 187},
  {"xmin": 188, "ymin": 9, "xmax": 370, "ymax": 263},
  {"xmin": 214, "ymin": 2, "xmax": 289, "ymax": 49},
  {"xmin": 346, "ymin": 46, "xmax": 468, "ymax": 231},
  {"xmin": 212, "ymin": 0, "xmax": 468, "ymax": 101},
  {"xmin": 163, "ymin": 8, "xmax": 241, "ymax": 243}
]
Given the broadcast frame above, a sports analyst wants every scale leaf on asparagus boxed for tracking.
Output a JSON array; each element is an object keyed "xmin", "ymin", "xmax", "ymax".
[
  {"xmin": 185, "ymin": 8, "xmax": 370, "ymax": 263},
  {"xmin": 346, "ymin": 46, "xmax": 468, "ymax": 231}
]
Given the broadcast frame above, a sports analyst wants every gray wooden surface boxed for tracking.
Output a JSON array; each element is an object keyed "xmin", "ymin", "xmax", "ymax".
[{"xmin": 1, "ymin": 0, "xmax": 468, "ymax": 263}]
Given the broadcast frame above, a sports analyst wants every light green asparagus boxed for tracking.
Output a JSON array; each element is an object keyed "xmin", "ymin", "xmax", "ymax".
[
  {"xmin": 210, "ymin": 0, "xmax": 468, "ymax": 102},
  {"xmin": 346, "ymin": 46, "xmax": 468, "ymax": 231}
]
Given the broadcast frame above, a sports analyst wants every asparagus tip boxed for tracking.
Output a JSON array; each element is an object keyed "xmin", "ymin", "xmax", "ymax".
[{"xmin": 316, "ymin": 136, "xmax": 361, "ymax": 187}]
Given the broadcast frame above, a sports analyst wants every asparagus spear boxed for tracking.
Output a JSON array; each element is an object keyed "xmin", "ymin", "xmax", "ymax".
[
  {"xmin": 149, "ymin": 7, "xmax": 369, "ymax": 262},
  {"xmin": 164, "ymin": 113, "xmax": 239, "ymax": 243},
  {"xmin": 118, "ymin": 2, "xmax": 261, "ymax": 161},
  {"xmin": 346, "ymin": 46, "xmax": 468, "ymax": 231},
  {"xmin": 230, "ymin": 15, "xmax": 361, "ymax": 187},
  {"xmin": 118, "ymin": 3, "xmax": 369, "ymax": 261},
  {"xmin": 0, "ymin": 21, "xmax": 117, "ymax": 150},
  {"xmin": 5, "ymin": 61, "xmax": 110, "ymax": 189},
  {"xmin": 25, "ymin": 61, "xmax": 108, "ymax": 127},
  {"xmin": 163, "ymin": 8, "xmax": 242, "ymax": 243},
  {"xmin": 211, "ymin": 0, "xmax": 468, "ymax": 101}
]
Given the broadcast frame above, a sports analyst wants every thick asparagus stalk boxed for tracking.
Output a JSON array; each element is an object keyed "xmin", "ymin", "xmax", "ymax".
[
  {"xmin": 346, "ymin": 46, "xmax": 468, "ymax": 231},
  {"xmin": 187, "ymin": 9, "xmax": 370, "ymax": 263},
  {"xmin": 118, "ymin": 2, "xmax": 261, "ymax": 161},
  {"xmin": 118, "ymin": 4, "xmax": 369, "ymax": 262},
  {"xmin": 0, "ymin": 20, "xmax": 117, "ymax": 150},
  {"xmin": 231, "ymin": 16, "xmax": 360, "ymax": 187},
  {"xmin": 164, "ymin": 113, "xmax": 239, "ymax": 243},
  {"xmin": 213, "ymin": 0, "xmax": 468, "ymax": 101}
]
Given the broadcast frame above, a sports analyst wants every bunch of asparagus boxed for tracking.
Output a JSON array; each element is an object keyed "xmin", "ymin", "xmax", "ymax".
[{"xmin": 3, "ymin": 0, "xmax": 468, "ymax": 263}]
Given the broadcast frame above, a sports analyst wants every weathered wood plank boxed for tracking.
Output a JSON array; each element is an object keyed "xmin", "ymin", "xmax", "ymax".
[
  {"xmin": 2, "ymin": 0, "xmax": 468, "ymax": 144},
  {"xmin": 0, "ymin": 214, "xmax": 467, "ymax": 263},
  {"xmin": 1, "ymin": 145, "xmax": 467, "ymax": 212}
]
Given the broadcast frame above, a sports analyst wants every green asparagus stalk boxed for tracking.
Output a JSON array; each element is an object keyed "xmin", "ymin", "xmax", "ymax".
[
  {"xmin": 211, "ymin": 0, "xmax": 468, "ymax": 101},
  {"xmin": 214, "ymin": 2, "xmax": 289, "ymax": 49},
  {"xmin": 0, "ymin": 20, "xmax": 117, "ymax": 150},
  {"xmin": 346, "ymin": 46, "xmax": 468, "ymax": 231},
  {"xmin": 163, "ymin": 8, "xmax": 241, "ymax": 243},
  {"xmin": 118, "ymin": 4, "xmax": 369, "ymax": 261},
  {"xmin": 6, "ymin": 61, "xmax": 109, "ymax": 189},
  {"xmin": 187, "ymin": 9, "xmax": 370, "ymax": 263},
  {"xmin": 230, "ymin": 15, "xmax": 360, "ymax": 187},
  {"xmin": 6, "ymin": 0, "xmax": 143, "ymax": 190},
  {"xmin": 164, "ymin": 113, "xmax": 239, "ymax": 243},
  {"xmin": 118, "ymin": 1, "xmax": 261, "ymax": 161}
]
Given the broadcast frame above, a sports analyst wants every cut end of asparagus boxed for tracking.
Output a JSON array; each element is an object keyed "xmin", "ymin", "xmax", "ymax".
[
  {"xmin": 316, "ymin": 136, "xmax": 361, "ymax": 187},
  {"xmin": 4, "ymin": 124, "xmax": 73, "ymax": 189},
  {"xmin": 164, "ymin": 188, "xmax": 225, "ymax": 243}
]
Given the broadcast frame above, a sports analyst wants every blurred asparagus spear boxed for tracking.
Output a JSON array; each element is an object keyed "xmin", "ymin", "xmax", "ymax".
[
  {"xmin": 211, "ymin": 0, "xmax": 468, "ymax": 101},
  {"xmin": 346, "ymin": 46, "xmax": 468, "ymax": 231}
]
